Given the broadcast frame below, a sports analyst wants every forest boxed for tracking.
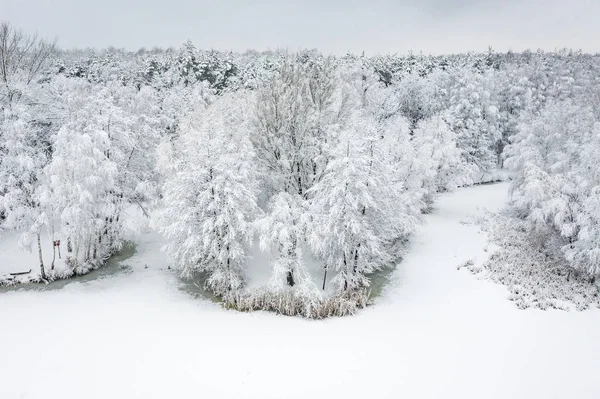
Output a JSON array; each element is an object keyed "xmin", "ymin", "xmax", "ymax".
[{"xmin": 1, "ymin": 21, "xmax": 599, "ymax": 317}]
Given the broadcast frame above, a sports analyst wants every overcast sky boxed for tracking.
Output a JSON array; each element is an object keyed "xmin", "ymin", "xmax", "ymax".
[{"xmin": 2, "ymin": 0, "xmax": 599, "ymax": 54}]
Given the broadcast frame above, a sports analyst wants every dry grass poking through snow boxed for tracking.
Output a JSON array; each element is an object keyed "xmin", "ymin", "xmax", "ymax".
[
  {"xmin": 462, "ymin": 210, "xmax": 600, "ymax": 311},
  {"xmin": 222, "ymin": 288, "xmax": 370, "ymax": 318}
]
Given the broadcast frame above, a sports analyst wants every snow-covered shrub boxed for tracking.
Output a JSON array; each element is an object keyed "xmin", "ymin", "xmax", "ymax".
[
  {"xmin": 465, "ymin": 210, "xmax": 600, "ymax": 311},
  {"xmin": 222, "ymin": 287, "xmax": 369, "ymax": 319}
]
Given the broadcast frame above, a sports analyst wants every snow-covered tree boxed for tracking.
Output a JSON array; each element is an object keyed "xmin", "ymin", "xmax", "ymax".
[
  {"xmin": 494, "ymin": 67, "xmax": 529, "ymax": 166},
  {"xmin": 0, "ymin": 21, "xmax": 55, "ymax": 233},
  {"xmin": 308, "ymin": 113, "xmax": 420, "ymax": 292},
  {"xmin": 40, "ymin": 97, "xmax": 118, "ymax": 269},
  {"xmin": 505, "ymin": 100, "xmax": 600, "ymax": 278},
  {"xmin": 447, "ymin": 69, "xmax": 501, "ymax": 176},
  {"xmin": 160, "ymin": 79, "xmax": 214, "ymax": 138},
  {"xmin": 155, "ymin": 92, "xmax": 259, "ymax": 295},
  {"xmin": 411, "ymin": 113, "xmax": 473, "ymax": 205},
  {"xmin": 0, "ymin": 102, "xmax": 46, "ymax": 231},
  {"xmin": 109, "ymin": 83, "xmax": 162, "ymax": 216},
  {"xmin": 565, "ymin": 186, "xmax": 600, "ymax": 276},
  {"xmin": 394, "ymin": 73, "xmax": 439, "ymax": 133},
  {"xmin": 251, "ymin": 55, "xmax": 351, "ymax": 198},
  {"xmin": 257, "ymin": 192, "xmax": 315, "ymax": 292}
]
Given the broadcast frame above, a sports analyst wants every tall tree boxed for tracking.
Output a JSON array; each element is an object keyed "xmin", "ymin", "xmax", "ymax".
[{"xmin": 156, "ymin": 92, "xmax": 259, "ymax": 295}]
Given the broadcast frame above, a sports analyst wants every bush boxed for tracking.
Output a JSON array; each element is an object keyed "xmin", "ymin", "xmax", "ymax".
[
  {"xmin": 463, "ymin": 209, "xmax": 600, "ymax": 311},
  {"xmin": 222, "ymin": 287, "xmax": 370, "ymax": 319}
]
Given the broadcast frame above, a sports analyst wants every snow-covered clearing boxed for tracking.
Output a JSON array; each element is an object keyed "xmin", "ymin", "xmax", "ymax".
[
  {"xmin": 1, "ymin": 183, "xmax": 599, "ymax": 399},
  {"xmin": 0, "ymin": 231, "xmax": 41, "ymax": 276}
]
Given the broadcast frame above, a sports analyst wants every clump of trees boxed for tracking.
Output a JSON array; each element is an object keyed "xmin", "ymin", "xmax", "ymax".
[
  {"xmin": 1, "ymin": 22, "xmax": 160, "ymax": 281},
  {"xmin": 154, "ymin": 55, "xmax": 475, "ymax": 315},
  {"xmin": 505, "ymin": 100, "xmax": 600, "ymax": 280},
  {"xmin": 3, "ymin": 20, "xmax": 600, "ymax": 313}
]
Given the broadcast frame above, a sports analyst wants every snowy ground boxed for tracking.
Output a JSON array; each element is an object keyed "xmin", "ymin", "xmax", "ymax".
[
  {"xmin": 0, "ymin": 230, "xmax": 42, "ymax": 276},
  {"xmin": 1, "ymin": 183, "xmax": 600, "ymax": 399},
  {"xmin": 0, "ymin": 229, "xmax": 71, "ymax": 284}
]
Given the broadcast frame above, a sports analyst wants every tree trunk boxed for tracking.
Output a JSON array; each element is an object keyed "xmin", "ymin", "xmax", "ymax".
[
  {"xmin": 51, "ymin": 226, "xmax": 56, "ymax": 270},
  {"xmin": 86, "ymin": 239, "xmax": 91, "ymax": 262},
  {"xmin": 297, "ymin": 162, "xmax": 302, "ymax": 196},
  {"xmin": 287, "ymin": 239, "xmax": 296, "ymax": 287},
  {"xmin": 343, "ymin": 252, "xmax": 348, "ymax": 291},
  {"xmin": 37, "ymin": 232, "xmax": 46, "ymax": 280},
  {"xmin": 51, "ymin": 240, "xmax": 56, "ymax": 270},
  {"xmin": 71, "ymin": 240, "xmax": 80, "ymax": 273},
  {"xmin": 353, "ymin": 243, "xmax": 360, "ymax": 275},
  {"xmin": 286, "ymin": 270, "xmax": 295, "ymax": 287}
]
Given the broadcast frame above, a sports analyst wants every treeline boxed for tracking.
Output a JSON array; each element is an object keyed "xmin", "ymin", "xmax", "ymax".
[{"xmin": 1, "ymin": 21, "xmax": 599, "ymax": 312}]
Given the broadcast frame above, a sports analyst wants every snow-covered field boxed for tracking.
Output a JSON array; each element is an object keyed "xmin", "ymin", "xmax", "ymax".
[{"xmin": 1, "ymin": 183, "xmax": 599, "ymax": 399}]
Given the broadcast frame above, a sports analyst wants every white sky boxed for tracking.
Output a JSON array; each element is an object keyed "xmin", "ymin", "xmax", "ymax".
[{"xmin": 2, "ymin": 0, "xmax": 599, "ymax": 54}]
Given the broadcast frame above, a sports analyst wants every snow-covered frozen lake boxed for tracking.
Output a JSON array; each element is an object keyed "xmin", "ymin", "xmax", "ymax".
[{"xmin": 1, "ymin": 183, "xmax": 599, "ymax": 399}]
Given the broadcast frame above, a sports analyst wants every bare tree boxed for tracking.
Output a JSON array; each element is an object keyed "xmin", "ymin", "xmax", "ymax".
[{"xmin": 0, "ymin": 21, "xmax": 56, "ymax": 95}]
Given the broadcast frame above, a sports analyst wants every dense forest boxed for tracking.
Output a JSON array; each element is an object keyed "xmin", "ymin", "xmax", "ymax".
[{"xmin": 1, "ymin": 21, "xmax": 599, "ymax": 316}]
